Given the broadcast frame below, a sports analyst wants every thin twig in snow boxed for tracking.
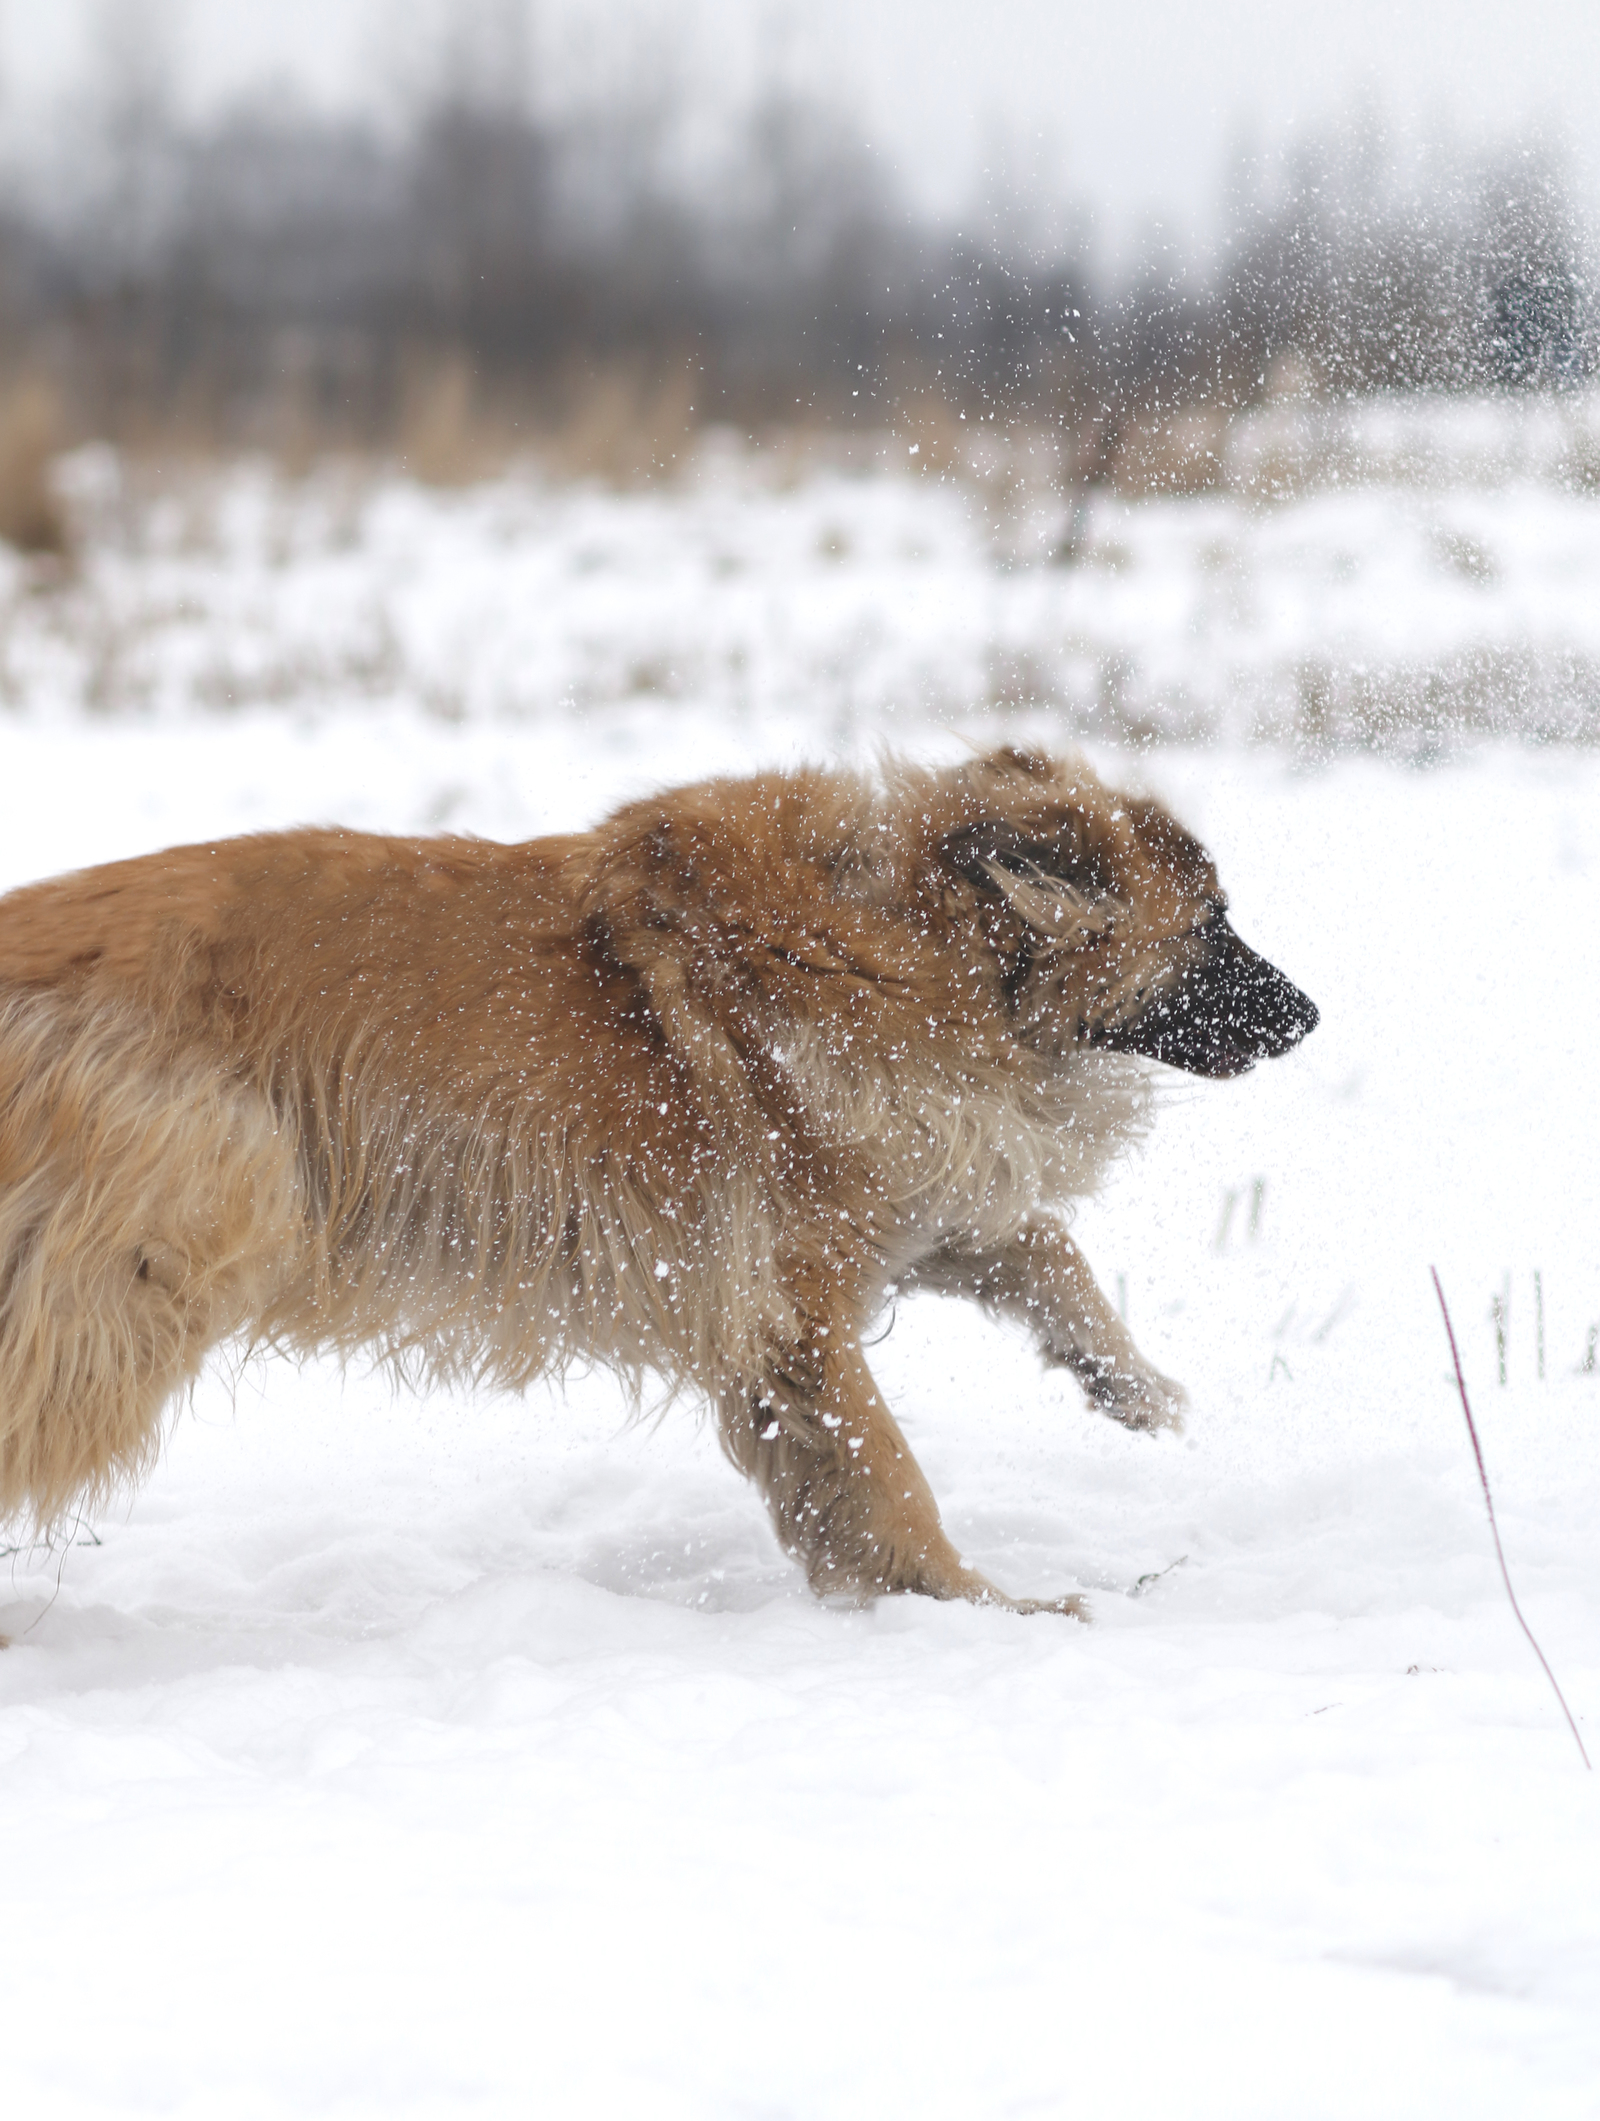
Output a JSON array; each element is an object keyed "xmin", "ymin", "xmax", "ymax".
[{"xmin": 1431, "ymin": 1266, "xmax": 1590, "ymax": 1771}]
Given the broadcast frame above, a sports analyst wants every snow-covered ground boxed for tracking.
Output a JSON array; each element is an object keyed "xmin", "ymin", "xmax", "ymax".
[
  {"xmin": 7, "ymin": 394, "xmax": 1600, "ymax": 751},
  {"xmin": 1, "ymin": 434, "xmax": 1598, "ymax": 2117}
]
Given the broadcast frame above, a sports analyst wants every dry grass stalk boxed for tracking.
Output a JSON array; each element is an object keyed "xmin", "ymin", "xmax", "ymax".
[
  {"xmin": 1109, "ymin": 407, "xmax": 1229, "ymax": 497},
  {"xmin": 540, "ymin": 360, "xmax": 696, "ymax": 486},
  {"xmin": 397, "ymin": 352, "xmax": 511, "ymax": 486},
  {"xmin": 394, "ymin": 352, "xmax": 699, "ymax": 489},
  {"xmin": 0, "ymin": 376, "xmax": 69, "ymax": 555},
  {"xmin": 1430, "ymin": 1266, "xmax": 1590, "ymax": 1770}
]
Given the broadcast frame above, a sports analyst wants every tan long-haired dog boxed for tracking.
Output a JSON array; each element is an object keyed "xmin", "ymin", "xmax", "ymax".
[{"xmin": 0, "ymin": 749, "xmax": 1315, "ymax": 1613}]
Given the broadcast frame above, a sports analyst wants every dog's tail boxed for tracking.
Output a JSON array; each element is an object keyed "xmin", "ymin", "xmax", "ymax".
[{"xmin": 0, "ymin": 991, "xmax": 303, "ymax": 1533}]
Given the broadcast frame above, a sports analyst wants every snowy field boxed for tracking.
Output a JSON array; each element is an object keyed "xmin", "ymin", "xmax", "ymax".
[
  {"xmin": 2, "ymin": 424, "xmax": 1599, "ymax": 2117},
  {"xmin": 6, "ymin": 386, "xmax": 1600, "ymax": 751}
]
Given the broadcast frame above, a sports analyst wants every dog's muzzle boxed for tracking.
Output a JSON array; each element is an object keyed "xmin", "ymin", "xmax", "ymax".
[{"xmin": 1094, "ymin": 916, "xmax": 1319, "ymax": 1079}]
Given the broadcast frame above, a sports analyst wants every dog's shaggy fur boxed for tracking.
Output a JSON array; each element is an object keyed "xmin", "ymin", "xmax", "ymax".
[{"xmin": 0, "ymin": 749, "xmax": 1315, "ymax": 1611}]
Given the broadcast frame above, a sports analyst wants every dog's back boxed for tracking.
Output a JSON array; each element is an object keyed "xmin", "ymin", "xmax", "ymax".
[{"xmin": 0, "ymin": 827, "xmax": 587, "ymax": 1028}]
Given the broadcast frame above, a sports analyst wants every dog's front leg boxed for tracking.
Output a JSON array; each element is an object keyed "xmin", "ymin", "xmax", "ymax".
[
  {"xmin": 719, "ymin": 1338, "xmax": 1083, "ymax": 1615},
  {"xmin": 905, "ymin": 1221, "xmax": 1186, "ymax": 1433}
]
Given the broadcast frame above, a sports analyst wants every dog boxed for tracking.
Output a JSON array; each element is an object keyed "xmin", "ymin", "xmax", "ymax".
[{"xmin": 0, "ymin": 748, "xmax": 1315, "ymax": 1613}]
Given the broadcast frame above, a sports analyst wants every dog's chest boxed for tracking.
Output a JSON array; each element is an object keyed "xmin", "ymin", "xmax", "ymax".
[{"xmin": 773, "ymin": 1030, "xmax": 1065, "ymax": 1252}]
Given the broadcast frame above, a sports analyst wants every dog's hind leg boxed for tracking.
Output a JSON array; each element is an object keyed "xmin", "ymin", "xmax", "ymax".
[
  {"xmin": 904, "ymin": 1219, "xmax": 1186, "ymax": 1433},
  {"xmin": 719, "ymin": 1335, "xmax": 1085, "ymax": 1615},
  {"xmin": 0, "ymin": 998, "xmax": 304, "ymax": 1533}
]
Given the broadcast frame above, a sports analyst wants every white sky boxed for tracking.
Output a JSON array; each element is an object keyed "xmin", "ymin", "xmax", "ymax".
[{"xmin": 3, "ymin": 0, "xmax": 1596, "ymax": 257}]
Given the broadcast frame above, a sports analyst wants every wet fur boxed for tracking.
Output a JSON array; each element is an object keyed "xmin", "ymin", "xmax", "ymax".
[{"xmin": 0, "ymin": 749, "xmax": 1314, "ymax": 1611}]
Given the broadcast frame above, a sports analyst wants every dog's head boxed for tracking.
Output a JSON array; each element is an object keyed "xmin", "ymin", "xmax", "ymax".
[{"xmin": 939, "ymin": 750, "xmax": 1318, "ymax": 1078}]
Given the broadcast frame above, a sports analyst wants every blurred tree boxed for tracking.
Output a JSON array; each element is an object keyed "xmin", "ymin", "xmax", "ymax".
[
  {"xmin": 0, "ymin": 44, "xmax": 1589, "ymax": 461},
  {"xmin": 1482, "ymin": 152, "xmax": 1587, "ymax": 388}
]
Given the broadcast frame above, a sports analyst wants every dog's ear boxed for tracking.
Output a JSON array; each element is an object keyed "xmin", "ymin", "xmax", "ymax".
[
  {"xmin": 942, "ymin": 820, "xmax": 1113, "ymax": 896},
  {"xmin": 942, "ymin": 821, "xmax": 1061, "ymax": 893},
  {"xmin": 942, "ymin": 820, "xmax": 1122, "ymax": 939}
]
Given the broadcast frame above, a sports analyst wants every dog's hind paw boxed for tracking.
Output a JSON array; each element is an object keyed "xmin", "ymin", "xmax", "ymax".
[
  {"xmin": 961, "ymin": 1579, "xmax": 1089, "ymax": 1619},
  {"xmin": 1003, "ymin": 1590, "xmax": 1090, "ymax": 1620}
]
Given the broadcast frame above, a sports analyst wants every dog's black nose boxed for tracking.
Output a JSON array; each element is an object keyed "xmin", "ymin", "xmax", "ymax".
[
  {"xmin": 1204, "ymin": 925, "xmax": 1318, "ymax": 1070},
  {"xmin": 1251, "ymin": 961, "xmax": 1318, "ymax": 1058},
  {"xmin": 1097, "ymin": 917, "xmax": 1319, "ymax": 1078}
]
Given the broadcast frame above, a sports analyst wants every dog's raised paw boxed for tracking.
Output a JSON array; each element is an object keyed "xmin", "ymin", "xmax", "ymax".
[{"xmin": 1084, "ymin": 1367, "xmax": 1187, "ymax": 1435}]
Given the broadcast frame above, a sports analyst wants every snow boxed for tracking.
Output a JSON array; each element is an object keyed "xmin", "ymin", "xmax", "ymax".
[
  {"xmin": 15, "ymin": 397, "xmax": 1600, "ymax": 750},
  {"xmin": 2, "ymin": 431, "xmax": 1598, "ymax": 2117}
]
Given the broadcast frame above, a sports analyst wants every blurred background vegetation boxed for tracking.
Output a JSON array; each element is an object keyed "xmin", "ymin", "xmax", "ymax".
[{"xmin": 0, "ymin": 0, "xmax": 1592, "ymax": 551}]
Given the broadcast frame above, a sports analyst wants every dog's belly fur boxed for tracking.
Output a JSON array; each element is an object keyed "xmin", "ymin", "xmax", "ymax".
[{"xmin": 0, "ymin": 752, "xmax": 1310, "ymax": 1614}]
